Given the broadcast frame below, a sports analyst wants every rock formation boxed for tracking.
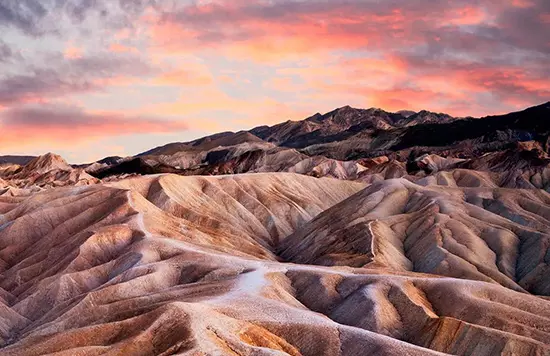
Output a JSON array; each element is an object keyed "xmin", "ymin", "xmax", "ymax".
[
  {"xmin": 0, "ymin": 153, "xmax": 98, "ymax": 188},
  {"xmin": 0, "ymin": 173, "xmax": 549, "ymax": 355},
  {"xmin": 1, "ymin": 102, "xmax": 550, "ymax": 355}
]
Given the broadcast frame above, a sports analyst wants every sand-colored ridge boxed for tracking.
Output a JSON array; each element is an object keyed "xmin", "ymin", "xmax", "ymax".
[
  {"xmin": 280, "ymin": 178, "xmax": 550, "ymax": 296},
  {"xmin": 0, "ymin": 153, "xmax": 98, "ymax": 189},
  {"xmin": 0, "ymin": 172, "xmax": 549, "ymax": 355}
]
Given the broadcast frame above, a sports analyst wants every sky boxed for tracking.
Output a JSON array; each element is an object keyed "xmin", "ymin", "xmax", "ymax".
[{"xmin": 0, "ymin": 0, "xmax": 549, "ymax": 163}]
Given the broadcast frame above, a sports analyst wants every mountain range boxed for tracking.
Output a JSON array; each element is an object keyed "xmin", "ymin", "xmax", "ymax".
[{"xmin": 0, "ymin": 102, "xmax": 550, "ymax": 355}]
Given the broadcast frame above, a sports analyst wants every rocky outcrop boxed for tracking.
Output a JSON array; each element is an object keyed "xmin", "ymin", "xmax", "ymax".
[{"xmin": 1, "ymin": 153, "xmax": 98, "ymax": 188}]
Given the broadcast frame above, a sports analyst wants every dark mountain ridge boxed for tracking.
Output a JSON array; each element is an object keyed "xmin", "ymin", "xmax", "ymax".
[
  {"xmin": 87, "ymin": 101, "xmax": 550, "ymax": 179},
  {"xmin": 0, "ymin": 155, "xmax": 36, "ymax": 165}
]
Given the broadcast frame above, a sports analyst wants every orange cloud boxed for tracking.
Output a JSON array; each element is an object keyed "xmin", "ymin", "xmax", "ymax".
[
  {"xmin": 63, "ymin": 46, "xmax": 84, "ymax": 59},
  {"xmin": 137, "ymin": 85, "xmax": 311, "ymax": 131},
  {"xmin": 264, "ymin": 77, "xmax": 302, "ymax": 92},
  {"xmin": 109, "ymin": 43, "xmax": 139, "ymax": 54},
  {"xmin": 147, "ymin": 7, "xmax": 377, "ymax": 62},
  {"xmin": 145, "ymin": 2, "xmax": 498, "ymax": 63},
  {"xmin": 2, "ymin": 0, "xmax": 548, "ymax": 160},
  {"xmin": 0, "ymin": 104, "xmax": 188, "ymax": 150},
  {"xmin": 135, "ymin": 1, "xmax": 549, "ymax": 118},
  {"xmin": 446, "ymin": 6, "xmax": 487, "ymax": 25},
  {"xmin": 369, "ymin": 87, "xmax": 443, "ymax": 112},
  {"xmin": 512, "ymin": 0, "xmax": 535, "ymax": 8},
  {"xmin": 151, "ymin": 69, "xmax": 213, "ymax": 87}
]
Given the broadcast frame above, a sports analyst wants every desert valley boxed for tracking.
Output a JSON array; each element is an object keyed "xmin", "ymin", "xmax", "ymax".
[{"xmin": 1, "ymin": 102, "xmax": 550, "ymax": 355}]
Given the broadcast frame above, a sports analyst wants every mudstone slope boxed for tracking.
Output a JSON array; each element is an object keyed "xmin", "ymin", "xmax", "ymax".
[{"xmin": 1, "ymin": 102, "xmax": 550, "ymax": 355}]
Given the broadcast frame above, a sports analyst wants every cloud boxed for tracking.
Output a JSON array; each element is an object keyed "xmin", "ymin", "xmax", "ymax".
[
  {"xmin": 0, "ymin": 53, "xmax": 155, "ymax": 105},
  {"xmin": 145, "ymin": 0, "xmax": 549, "ymax": 115},
  {"xmin": 1, "ymin": 0, "xmax": 549, "ymax": 161},
  {"xmin": 0, "ymin": 103, "xmax": 188, "ymax": 149},
  {"xmin": 108, "ymin": 43, "xmax": 138, "ymax": 54},
  {"xmin": 0, "ymin": 69, "xmax": 96, "ymax": 105},
  {"xmin": 151, "ymin": 0, "xmax": 550, "ymax": 62},
  {"xmin": 0, "ymin": 1, "xmax": 49, "ymax": 36},
  {"xmin": 0, "ymin": 40, "xmax": 18, "ymax": 63},
  {"xmin": 64, "ymin": 44, "xmax": 84, "ymax": 59},
  {"xmin": 137, "ymin": 85, "xmax": 314, "ymax": 131},
  {"xmin": 153, "ymin": 1, "xmax": 489, "ymax": 51},
  {"xmin": 150, "ymin": 62, "xmax": 214, "ymax": 87},
  {"xmin": 0, "ymin": 0, "xmax": 158, "ymax": 36}
]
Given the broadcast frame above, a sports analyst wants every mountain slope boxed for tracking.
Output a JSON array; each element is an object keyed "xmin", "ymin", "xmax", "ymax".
[
  {"xmin": 88, "ymin": 102, "xmax": 550, "ymax": 178},
  {"xmin": 0, "ymin": 153, "xmax": 98, "ymax": 188},
  {"xmin": 0, "ymin": 173, "xmax": 549, "ymax": 355},
  {"xmin": 280, "ymin": 178, "xmax": 550, "ymax": 295},
  {"xmin": 0, "ymin": 156, "xmax": 36, "ymax": 166},
  {"xmin": 3, "ymin": 102, "xmax": 550, "ymax": 355},
  {"xmin": 250, "ymin": 106, "xmax": 403, "ymax": 148}
]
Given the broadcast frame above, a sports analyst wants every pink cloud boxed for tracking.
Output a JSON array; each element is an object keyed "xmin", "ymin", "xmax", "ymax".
[
  {"xmin": 63, "ymin": 45, "xmax": 84, "ymax": 59},
  {"xmin": 151, "ymin": 66, "xmax": 213, "ymax": 87},
  {"xmin": 108, "ymin": 43, "xmax": 139, "ymax": 54},
  {"xmin": 147, "ymin": 2, "xmax": 502, "ymax": 59},
  {"xmin": 1, "ymin": 0, "xmax": 549, "ymax": 161},
  {"xmin": 142, "ymin": 1, "xmax": 548, "ymax": 112},
  {"xmin": 0, "ymin": 104, "xmax": 188, "ymax": 150}
]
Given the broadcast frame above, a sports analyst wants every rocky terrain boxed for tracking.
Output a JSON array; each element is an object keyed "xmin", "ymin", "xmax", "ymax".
[
  {"xmin": 1, "ymin": 102, "xmax": 550, "ymax": 355},
  {"xmin": 0, "ymin": 153, "xmax": 98, "ymax": 189},
  {"xmin": 45, "ymin": 101, "xmax": 547, "ymax": 184}
]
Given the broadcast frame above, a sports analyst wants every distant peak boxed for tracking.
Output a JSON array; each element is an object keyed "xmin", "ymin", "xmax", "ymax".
[
  {"xmin": 304, "ymin": 112, "xmax": 323, "ymax": 121},
  {"xmin": 32, "ymin": 152, "xmax": 67, "ymax": 164},
  {"xmin": 412, "ymin": 110, "xmax": 452, "ymax": 117},
  {"xmin": 337, "ymin": 105, "xmax": 364, "ymax": 113},
  {"xmin": 42, "ymin": 152, "xmax": 64, "ymax": 159},
  {"xmin": 23, "ymin": 152, "xmax": 71, "ymax": 174},
  {"xmin": 397, "ymin": 110, "xmax": 417, "ymax": 118},
  {"xmin": 324, "ymin": 105, "xmax": 358, "ymax": 116}
]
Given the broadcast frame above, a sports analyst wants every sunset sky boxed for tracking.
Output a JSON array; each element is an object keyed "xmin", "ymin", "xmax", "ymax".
[{"xmin": 1, "ymin": 0, "xmax": 549, "ymax": 163}]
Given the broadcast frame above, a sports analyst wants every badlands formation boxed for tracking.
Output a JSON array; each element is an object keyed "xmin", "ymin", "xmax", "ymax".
[{"xmin": 1, "ymin": 103, "xmax": 550, "ymax": 355}]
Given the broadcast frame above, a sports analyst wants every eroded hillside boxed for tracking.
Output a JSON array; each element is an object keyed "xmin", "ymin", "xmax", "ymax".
[{"xmin": 0, "ymin": 173, "xmax": 549, "ymax": 355}]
